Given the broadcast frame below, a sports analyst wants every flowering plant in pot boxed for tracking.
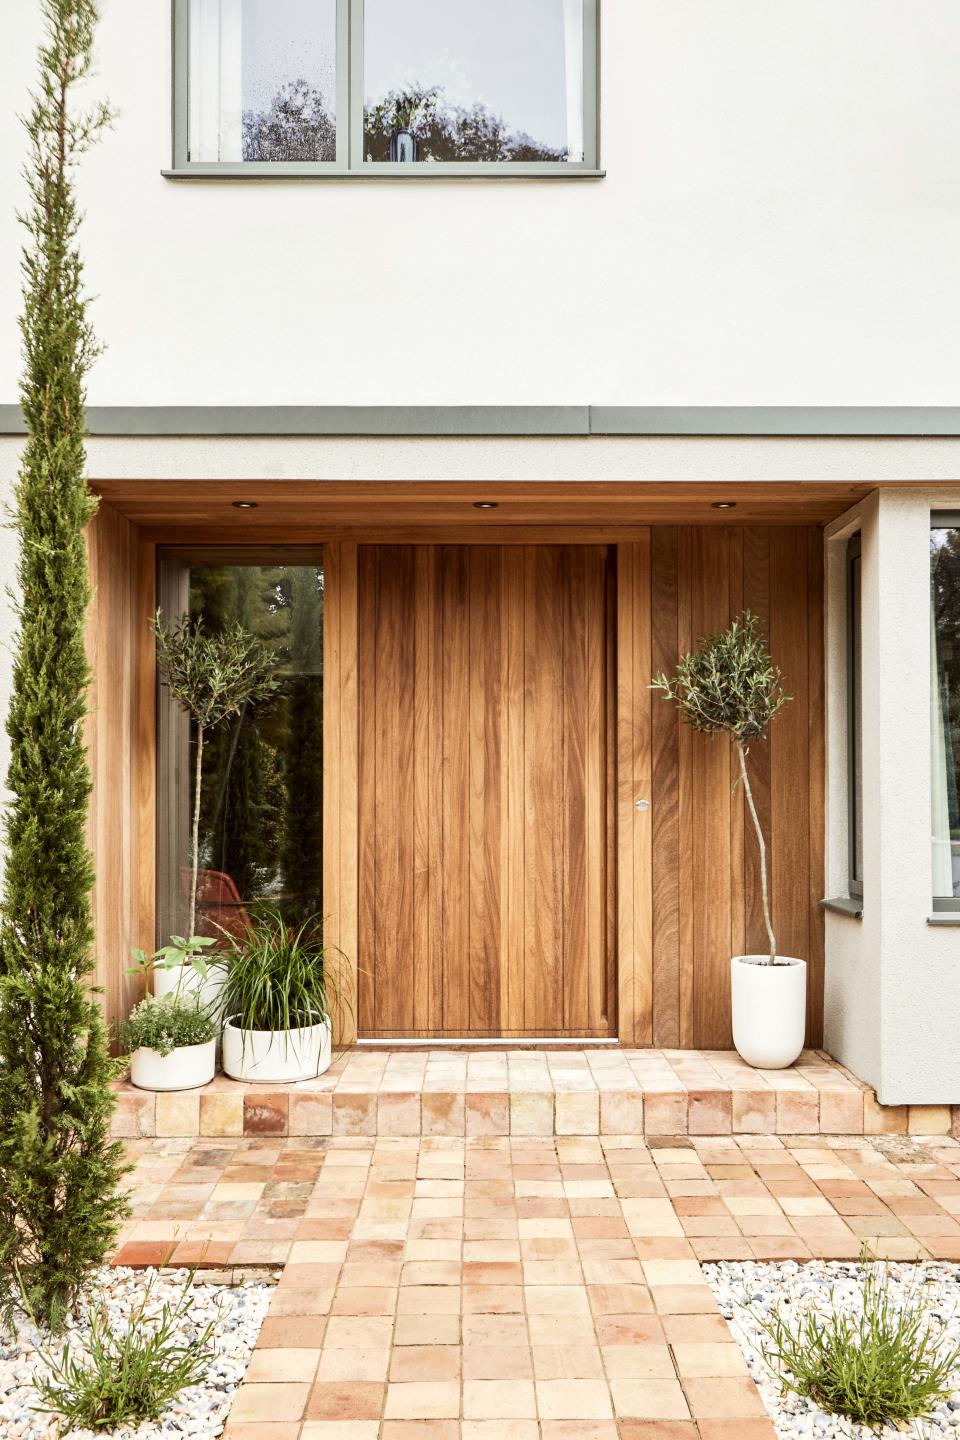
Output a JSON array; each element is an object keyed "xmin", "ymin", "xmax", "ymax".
[
  {"xmin": 652, "ymin": 611, "xmax": 803, "ymax": 1069},
  {"xmin": 124, "ymin": 940, "xmax": 219, "ymax": 1090},
  {"xmin": 218, "ymin": 908, "xmax": 339, "ymax": 1083}
]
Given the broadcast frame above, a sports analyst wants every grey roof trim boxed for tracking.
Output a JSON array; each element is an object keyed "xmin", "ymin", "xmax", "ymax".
[{"xmin": 2, "ymin": 404, "xmax": 960, "ymax": 439}]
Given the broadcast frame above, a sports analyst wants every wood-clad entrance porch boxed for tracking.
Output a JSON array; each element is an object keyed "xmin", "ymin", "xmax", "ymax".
[{"xmin": 85, "ymin": 480, "xmax": 851, "ymax": 1052}]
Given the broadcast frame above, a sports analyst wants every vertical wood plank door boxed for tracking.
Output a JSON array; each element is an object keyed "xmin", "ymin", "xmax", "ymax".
[{"xmin": 357, "ymin": 544, "xmax": 615, "ymax": 1038}]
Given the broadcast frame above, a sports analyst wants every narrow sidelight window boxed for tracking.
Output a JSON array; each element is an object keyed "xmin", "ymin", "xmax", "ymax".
[
  {"xmin": 187, "ymin": 0, "xmax": 339, "ymax": 165},
  {"xmin": 847, "ymin": 535, "xmax": 863, "ymax": 897},
  {"xmin": 932, "ymin": 517, "xmax": 960, "ymax": 909}
]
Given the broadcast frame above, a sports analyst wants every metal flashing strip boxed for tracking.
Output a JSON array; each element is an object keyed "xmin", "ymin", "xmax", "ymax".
[{"xmin": 2, "ymin": 404, "xmax": 960, "ymax": 439}]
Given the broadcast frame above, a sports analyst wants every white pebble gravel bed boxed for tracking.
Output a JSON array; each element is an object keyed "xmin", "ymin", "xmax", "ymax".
[
  {"xmin": 0, "ymin": 1267, "xmax": 273, "ymax": 1439},
  {"xmin": 705, "ymin": 1259, "xmax": 960, "ymax": 1440}
]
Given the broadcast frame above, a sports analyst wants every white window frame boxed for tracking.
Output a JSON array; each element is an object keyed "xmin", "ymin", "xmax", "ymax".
[{"xmin": 169, "ymin": 0, "xmax": 602, "ymax": 179}]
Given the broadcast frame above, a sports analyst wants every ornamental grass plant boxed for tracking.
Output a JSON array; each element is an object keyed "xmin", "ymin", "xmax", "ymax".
[
  {"xmin": 755, "ymin": 1259, "xmax": 960, "ymax": 1431},
  {"xmin": 31, "ymin": 1271, "xmax": 214, "ymax": 1431},
  {"xmin": 219, "ymin": 907, "xmax": 339, "ymax": 1042}
]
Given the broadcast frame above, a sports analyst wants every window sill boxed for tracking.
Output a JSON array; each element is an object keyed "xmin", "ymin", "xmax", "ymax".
[
  {"xmin": 820, "ymin": 896, "xmax": 863, "ymax": 919},
  {"xmin": 928, "ymin": 913, "xmax": 960, "ymax": 926},
  {"xmin": 160, "ymin": 167, "xmax": 607, "ymax": 183}
]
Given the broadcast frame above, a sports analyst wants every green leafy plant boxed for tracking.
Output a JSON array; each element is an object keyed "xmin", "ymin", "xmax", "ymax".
[
  {"xmin": 754, "ymin": 1259, "xmax": 960, "ymax": 1430},
  {"xmin": 652, "ymin": 611, "xmax": 791, "ymax": 963},
  {"xmin": 0, "ymin": 0, "xmax": 128, "ymax": 1332},
  {"xmin": 121, "ymin": 995, "xmax": 217, "ymax": 1058},
  {"xmin": 152, "ymin": 611, "xmax": 279, "ymax": 939},
  {"xmin": 32, "ymin": 1270, "xmax": 214, "ymax": 1430},
  {"xmin": 219, "ymin": 907, "xmax": 341, "ymax": 1041}
]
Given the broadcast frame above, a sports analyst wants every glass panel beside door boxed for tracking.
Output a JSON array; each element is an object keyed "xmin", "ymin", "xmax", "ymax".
[
  {"xmin": 157, "ymin": 556, "xmax": 324, "ymax": 948},
  {"xmin": 932, "ymin": 522, "xmax": 960, "ymax": 906}
]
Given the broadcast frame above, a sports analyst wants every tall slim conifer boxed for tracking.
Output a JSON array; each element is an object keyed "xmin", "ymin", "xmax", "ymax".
[{"xmin": 0, "ymin": 0, "xmax": 126, "ymax": 1331}]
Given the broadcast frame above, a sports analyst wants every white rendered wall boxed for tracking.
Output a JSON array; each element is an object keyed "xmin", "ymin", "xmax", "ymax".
[
  {"xmin": 2, "ymin": 1, "xmax": 960, "ymax": 407},
  {"xmin": 825, "ymin": 490, "xmax": 960, "ymax": 1105}
]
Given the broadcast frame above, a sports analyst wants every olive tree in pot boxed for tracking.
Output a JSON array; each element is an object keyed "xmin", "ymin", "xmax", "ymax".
[
  {"xmin": 652, "ymin": 611, "xmax": 803, "ymax": 1068},
  {"xmin": 219, "ymin": 908, "xmax": 340, "ymax": 1083}
]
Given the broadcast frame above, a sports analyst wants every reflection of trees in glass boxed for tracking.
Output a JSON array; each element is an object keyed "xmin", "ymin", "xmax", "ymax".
[
  {"xmin": 282, "ymin": 568, "xmax": 324, "ymax": 922},
  {"xmin": 932, "ymin": 530, "xmax": 960, "ymax": 834},
  {"xmin": 364, "ymin": 84, "xmax": 568, "ymax": 162},
  {"xmin": 243, "ymin": 80, "xmax": 336, "ymax": 162},
  {"xmin": 185, "ymin": 564, "xmax": 324, "ymax": 922}
]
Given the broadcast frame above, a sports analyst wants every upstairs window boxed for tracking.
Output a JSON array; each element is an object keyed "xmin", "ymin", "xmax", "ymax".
[{"xmin": 172, "ymin": 0, "xmax": 599, "ymax": 176}]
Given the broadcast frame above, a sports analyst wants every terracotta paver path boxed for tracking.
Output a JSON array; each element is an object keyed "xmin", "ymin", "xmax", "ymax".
[{"xmin": 111, "ymin": 1129, "xmax": 960, "ymax": 1438}]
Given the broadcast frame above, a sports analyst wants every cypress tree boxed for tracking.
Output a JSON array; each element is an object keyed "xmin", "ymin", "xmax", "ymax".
[{"xmin": 0, "ymin": 0, "xmax": 127, "ymax": 1330}]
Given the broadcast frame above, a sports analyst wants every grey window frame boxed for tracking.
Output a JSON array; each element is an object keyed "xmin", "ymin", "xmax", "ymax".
[
  {"xmin": 168, "ymin": 0, "xmax": 602, "ymax": 179},
  {"xmin": 931, "ymin": 511, "xmax": 960, "ymax": 913},
  {"xmin": 847, "ymin": 533, "xmax": 863, "ymax": 900}
]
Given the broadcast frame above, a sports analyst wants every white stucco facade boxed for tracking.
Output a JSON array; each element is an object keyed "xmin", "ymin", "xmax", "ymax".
[{"xmin": 1, "ymin": 3, "xmax": 960, "ymax": 1098}]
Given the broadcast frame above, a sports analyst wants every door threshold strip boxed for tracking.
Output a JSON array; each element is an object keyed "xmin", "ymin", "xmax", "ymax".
[{"xmin": 356, "ymin": 1036, "xmax": 621, "ymax": 1047}]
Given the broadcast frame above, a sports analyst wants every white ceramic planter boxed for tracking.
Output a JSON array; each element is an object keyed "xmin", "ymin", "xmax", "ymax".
[
  {"xmin": 731, "ymin": 954, "xmax": 807, "ymax": 1069},
  {"xmin": 130, "ymin": 1038, "xmax": 216, "ymax": 1091},
  {"xmin": 222, "ymin": 1015, "xmax": 332, "ymax": 1083},
  {"xmin": 153, "ymin": 960, "xmax": 226, "ymax": 1018}
]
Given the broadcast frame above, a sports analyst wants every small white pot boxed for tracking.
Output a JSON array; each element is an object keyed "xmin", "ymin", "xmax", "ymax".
[
  {"xmin": 130, "ymin": 1039, "xmax": 216, "ymax": 1091},
  {"xmin": 153, "ymin": 961, "xmax": 226, "ymax": 1018},
  {"xmin": 731, "ymin": 954, "xmax": 807, "ymax": 1069},
  {"xmin": 222, "ymin": 1015, "xmax": 332, "ymax": 1084}
]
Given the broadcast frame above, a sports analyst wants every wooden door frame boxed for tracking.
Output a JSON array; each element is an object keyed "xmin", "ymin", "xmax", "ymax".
[{"xmin": 323, "ymin": 537, "xmax": 649, "ymax": 1047}]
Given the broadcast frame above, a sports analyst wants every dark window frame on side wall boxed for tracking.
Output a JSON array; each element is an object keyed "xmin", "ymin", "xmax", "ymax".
[
  {"xmin": 931, "ymin": 511, "xmax": 960, "ymax": 914},
  {"xmin": 846, "ymin": 532, "xmax": 863, "ymax": 902},
  {"xmin": 167, "ymin": 0, "xmax": 602, "ymax": 180}
]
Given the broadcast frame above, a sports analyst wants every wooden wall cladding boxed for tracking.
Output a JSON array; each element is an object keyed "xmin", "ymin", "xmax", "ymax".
[
  {"xmin": 85, "ymin": 503, "xmax": 156, "ymax": 1039},
  {"xmin": 647, "ymin": 527, "xmax": 824, "ymax": 1049},
  {"xmin": 357, "ymin": 544, "xmax": 615, "ymax": 1037}
]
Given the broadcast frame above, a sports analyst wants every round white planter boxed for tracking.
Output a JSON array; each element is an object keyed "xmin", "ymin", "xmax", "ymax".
[
  {"xmin": 130, "ymin": 1038, "xmax": 216, "ymax": 1091},
  {"xmin": 731, "ymin": 954, "xmax": 807, "ymax": 1069},
  {"xmin": 153, "ymin": 960, "xmax": 226, "ymax": 1018},
  {"xmin": 222, "ymin": 1015, "xmax": 332, "ymax": 1084}
]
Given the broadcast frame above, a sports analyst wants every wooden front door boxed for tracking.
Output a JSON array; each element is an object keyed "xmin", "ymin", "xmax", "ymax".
[{"xmin": 357, "ymin": 544, "xmax": 615, "ymax": 1037}]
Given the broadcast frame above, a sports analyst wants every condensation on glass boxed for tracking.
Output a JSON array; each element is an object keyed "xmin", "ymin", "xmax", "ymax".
[
  {"xmin": 188, "ymin": 0, "xmax": 337, "ymax": 163},
  {"xmin": 931, "ymin": 524, "xmax": 960, "ymax": 902},
  {"xmin": 159, "ymin": 562, "xmax": 324, "ymax": 943},
  {"xmin": 362, "ymin": 0, "xmax": 585, "ymax": 164}
]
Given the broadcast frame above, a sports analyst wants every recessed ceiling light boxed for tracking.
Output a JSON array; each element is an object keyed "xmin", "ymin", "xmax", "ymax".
[
  {"xmin": 473, "ymin": 501, "xmax": 499, "ymax": 510},
  {"xmin": 711, "ymin": 500, "xmax": 737, "ymax": 510},
  {"xmin": 232, "ymin": 500, "xmax": 259, "ymax": 510}
]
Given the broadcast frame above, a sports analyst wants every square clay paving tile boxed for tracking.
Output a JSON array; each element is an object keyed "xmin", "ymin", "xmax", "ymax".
[
  {"xmin": 463, "ymin": 1345, "xmax": 535, "ymax": 1379},
  {"xmin": 244, "ymin": 1348, "xmax": 321, "ymax": 1384},
  {"xmin": 229, "ymin": 1383, "xmax": 311, "ymax": 1424},
  {"xmin": 462, "ymin": 1380, "xmax": 538, "ymax": 1419},
  {"xmin": 532, "ymin": 1345, "xmax": 605, "ymax": 1379},
  {"xmin": 316, "ymin": 1349, "xmax": 392, "ymax": 1382},
  {"xmin": 609, "ymin": 1378, "xmax": 691, "ymax": 1420},
  {"xmin": 384, "ymin": 1381, "xmax": 462, "ymax": 1420},
  {"xmin": 671, "ymin": 1344, "xmax": 749, "ymax": 1378},
  {"xmin": 388, "ymin": 1346, "xmax": 462, "ymax": 1382},
  {"xmin": 305, "ymin": 1383, "xmax": 386, "ymax": 1421},
  {"xmin": 600, "ymin": 1344, "xmax": 676, "ymax": 1378},
  {"xmin": 682, "ymin": 1378, "xmax": 769, "ymax": 1419},
  {"xmin": 535, "ymin": 1380, "xmax": 615, "ymax": 1421},
  {"xmin": 299, "ymin": 1425, "xmax": 380, "ymax": 1439}
]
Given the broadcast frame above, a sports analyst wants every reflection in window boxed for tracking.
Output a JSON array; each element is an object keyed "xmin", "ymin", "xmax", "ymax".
[
  {"xmin": 932, "ymin": 524, "xmax": 960, "ymax": 902},
  {"xmin": 363, "ymin": 0, "xmax": 584, "ymax": 163},
  {"xmin": 164, "ymin": 563, "xmax": 324, "ymax": 940},
  {"xmin": 189, "ymin": 0, "xmax": 337, "ymax": 163}
]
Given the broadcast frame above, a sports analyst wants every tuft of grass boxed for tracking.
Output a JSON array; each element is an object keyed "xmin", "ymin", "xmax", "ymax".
[
  {"xmin": 31, "ymin": 1271, "xmax": 214, "ymax": 1431},
  {"xmin": 754, "ymin": 1258, "xmax": 960, "ymax": 1431}
]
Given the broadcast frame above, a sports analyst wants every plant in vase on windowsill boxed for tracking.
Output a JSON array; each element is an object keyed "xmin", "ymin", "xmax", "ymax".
[
  {"xmin": 218, "ymin": 907, "xmax": 342, "ymax": 1084},
  {"xmin": 652, "ymin": 611, "xmax": 803, "ymax": 1069}
]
